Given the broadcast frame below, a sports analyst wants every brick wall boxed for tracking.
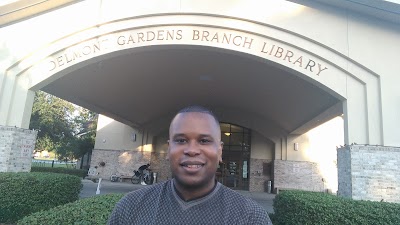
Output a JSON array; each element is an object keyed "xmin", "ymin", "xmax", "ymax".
[
  {"xmin": 150, "ymin": 151, "xmax": 171, "ymax": 182},
  {"xmin": 0, "ymin": 126, "xmax": 37, "ymax": 172},
  {"xmin": 90, "ymin": 149, "xmax": 151, "ymax": 179},
  {"xmin": 337, "ymin": 146, "xmax": 352, "ymax": 197},
  {"xmin": 273, "ymin": 159, "xmax": 325, "ymax": 192},
  {"xmin": 89, "ymin": 149, "xmax": 171, "ymax": 182},
  {"xmin": 337, "ymin": 145, "xmax": 400, "ymax": 203},
  {"xmin": 249, "ymin": 158, "xmax": 273, "ymax": 192}
]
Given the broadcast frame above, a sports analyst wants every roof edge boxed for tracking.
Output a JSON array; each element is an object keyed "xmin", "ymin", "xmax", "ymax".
[{"xmin": 289, "ymin": 0, "xmax": 400, "ymax": 25}]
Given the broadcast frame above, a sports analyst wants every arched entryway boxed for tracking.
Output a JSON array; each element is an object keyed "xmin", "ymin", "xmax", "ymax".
[
  {"xmin": 0, "ymin": 15, "xmax": 374, "ymax": 190},
  {"xmin": 1, "ymin": 13, "xmax": 381, "ymax": 146},
  {"xmin": 1, "ymin": 3, "xmax": 394, "ymax": 200}
]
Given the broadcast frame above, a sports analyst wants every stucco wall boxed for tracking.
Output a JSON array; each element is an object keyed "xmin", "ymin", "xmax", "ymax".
[
  {"xmin": 287, "ymin": 117, "xmax": 343, "ymax": 162},
  {"xmin": 346, "ymin": 16, "xmax": 400, "ymax": 146},
  {"xmin": 251, "ymin": 131, "xmax": 274, "ymax": 159},
  {"xmin": 153, "ymin": 132, "xmax": 169, "ymax": 153},
  {"xmin": 95, "ymin": 115, "xmax": 149, "ymax": 151}
]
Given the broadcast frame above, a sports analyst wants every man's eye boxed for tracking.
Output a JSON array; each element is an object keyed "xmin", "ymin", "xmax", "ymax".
[
  {"xmin": 174, "ymin": 139, "xmax": 187, "ymax": 144},
  {"xmin": 199, "ymin": 139, "xmax": 212, "ymax": 144}
]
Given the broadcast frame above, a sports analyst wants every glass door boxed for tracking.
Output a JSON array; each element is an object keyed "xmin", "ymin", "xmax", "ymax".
[{"xmin": 216, "ymin": 123, "xmax": 251, "ymax": 190}]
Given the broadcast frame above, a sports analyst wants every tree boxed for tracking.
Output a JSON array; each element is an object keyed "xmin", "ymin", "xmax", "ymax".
[
  {"xmin": 30, "ymin": 91, "xmax": 75, "ymax": 153},
  {"xmin": 29, "ymin": 91, "xmax": 97, "ymax": 161},
  {"xmin": 57, "ymin": 108, "xmax": 98, "ymax": 161}
]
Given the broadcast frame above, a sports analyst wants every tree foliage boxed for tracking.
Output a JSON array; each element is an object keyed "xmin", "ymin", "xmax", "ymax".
[{"xmin": 29, "ymin": 91, "xmax": 97, "ymax": 161}]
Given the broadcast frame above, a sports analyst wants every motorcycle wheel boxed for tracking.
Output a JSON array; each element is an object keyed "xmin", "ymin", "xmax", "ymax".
[
  {"xmin": 144, "ymin": 173, "xmax": 154, "ymax": 185},
  {"xmin": 131, "ymin": 175, "xmax": 140, "ymax": 184}
]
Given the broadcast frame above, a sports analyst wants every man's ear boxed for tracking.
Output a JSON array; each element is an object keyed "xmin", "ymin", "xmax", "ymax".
[
  {"xmin": 166, "ymin": 140, "xmax": 170, "ymax": 160},
  {"xmin": 218, "ymin": 141, "xmax": 223, "ymax": 163}
]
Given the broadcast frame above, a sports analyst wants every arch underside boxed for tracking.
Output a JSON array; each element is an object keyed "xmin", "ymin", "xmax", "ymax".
[{"xmin": 40, "ymin": 45, "xmax": 342, "ymax": 137}]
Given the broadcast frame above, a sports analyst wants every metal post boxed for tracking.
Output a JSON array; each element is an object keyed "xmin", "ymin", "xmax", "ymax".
[
  {"xmin": 153, "ymin": 172, "xmax": 157, "ymax": 184},
  {"xmin": 96, "ymin": 178, "xmax": 102, "ymax": 195}
]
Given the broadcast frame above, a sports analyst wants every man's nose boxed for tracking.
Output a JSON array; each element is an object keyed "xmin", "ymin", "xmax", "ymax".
[{"xmin": 183, "ymin": 140, "xmax": 201, "ymax": 156}]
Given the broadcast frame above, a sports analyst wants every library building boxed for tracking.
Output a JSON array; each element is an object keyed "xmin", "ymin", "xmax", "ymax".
[{"xmin": 1, "ymin": 0, "xmax": 400, "ymax": 203}]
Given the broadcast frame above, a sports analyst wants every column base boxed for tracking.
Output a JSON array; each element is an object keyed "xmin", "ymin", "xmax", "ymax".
[{"xmin": 0, "ymin": 126, "xmax": 37, "ymax": 172}]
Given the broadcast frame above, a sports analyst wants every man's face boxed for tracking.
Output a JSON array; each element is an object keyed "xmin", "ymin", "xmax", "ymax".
[{"xmin": 167, "ymin": 112, "xmax": 222, "ymax": 191}]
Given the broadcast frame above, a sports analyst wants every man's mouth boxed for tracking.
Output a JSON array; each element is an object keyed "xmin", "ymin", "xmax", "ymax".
[
  {"xmin": 182, "ymin": 164, "xmax": 203, "ymax": 168},
  {"xmin": 180, "ymin": 162, "xmax": 205, "ymax": 169}
]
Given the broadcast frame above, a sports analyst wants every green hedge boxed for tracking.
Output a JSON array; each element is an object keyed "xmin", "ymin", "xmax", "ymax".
[
  {"xmin": 271, "ymin": 190, "xmax": 400, "ymax": 225},
  {"xmin": 31, "ymin": 166, "xmax": 88, "ymax": 178},
  {"xmin": 0, "ymin": 172, "xmax": 82, "ymax": 224},
  {"xmin": 18, "ymin": 193, "xmax": 124, "ymax": 225}
]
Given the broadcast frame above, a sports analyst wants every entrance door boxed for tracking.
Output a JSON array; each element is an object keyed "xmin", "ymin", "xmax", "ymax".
[{"xmin": 216, "ymin": 123, "xmax": 251, "ymax": 190}]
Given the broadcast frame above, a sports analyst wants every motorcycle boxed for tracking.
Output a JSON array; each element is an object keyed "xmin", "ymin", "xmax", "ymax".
[{"xmin": 131, "ymin": 168, "xmax": 154, "ymax": 185}]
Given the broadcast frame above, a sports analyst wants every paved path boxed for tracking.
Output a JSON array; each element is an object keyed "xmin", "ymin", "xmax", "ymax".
[{"xmin": 80, "ymin": 179, "xmax": 275, "ymax": 213}]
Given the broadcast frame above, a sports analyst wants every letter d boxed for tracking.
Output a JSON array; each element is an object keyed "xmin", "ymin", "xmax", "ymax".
[{"xmin": 49, "ymin": 60, "xmax": 56, "ymax": 71}]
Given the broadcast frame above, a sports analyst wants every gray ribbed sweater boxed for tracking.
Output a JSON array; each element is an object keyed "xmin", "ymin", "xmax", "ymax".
[{"xmin": 108, "ymin": 179, "xmax": 272, "ymax": 225}]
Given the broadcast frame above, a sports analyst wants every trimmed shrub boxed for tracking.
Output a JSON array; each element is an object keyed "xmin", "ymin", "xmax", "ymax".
[
  {"xmin": 31, "ymin": 166, "xmax": 88, "ymax": 178},
  {"xmin": 18, "ymin": 193, "xmax": 124, "ymax": 225},
  {"xmin": 271, "ymin": 190, "xmax": 400, "ymax": 225},
  {"xmin": 0, "ymin": 172, "xmax": 82, "ymax": 224}
]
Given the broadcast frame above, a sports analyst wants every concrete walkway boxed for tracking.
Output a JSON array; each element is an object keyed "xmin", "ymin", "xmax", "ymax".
[{"xmin": 80, "ymin": 179, "xmax": 275, "ymax": 213}]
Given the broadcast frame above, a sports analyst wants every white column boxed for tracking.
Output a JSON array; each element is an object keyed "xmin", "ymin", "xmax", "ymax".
[
  {"xmin": 0, "ymin": 73, "xmax": 35, "ymax": 128},
  {"xmin": 0, "ymin": 73, "xmax": 36, "ymax": 172}
]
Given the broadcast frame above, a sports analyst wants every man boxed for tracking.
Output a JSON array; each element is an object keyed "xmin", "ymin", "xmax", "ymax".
[
  {"xmin": 108, "ymin": 106, "xmax": 272, "ymax": 224},
  {"xmin": 138, "ymin": 163, "xmax": 150, "ymax": 173}
]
